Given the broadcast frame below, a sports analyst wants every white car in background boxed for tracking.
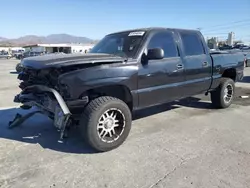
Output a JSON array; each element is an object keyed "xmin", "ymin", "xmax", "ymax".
[{"xmin": 0, "ymin": 52, "xmax": 11, "ymax": 59}]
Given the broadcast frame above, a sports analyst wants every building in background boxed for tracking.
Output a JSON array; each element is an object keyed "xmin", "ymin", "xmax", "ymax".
[
  {"xmin": 11, "ymin": 47, "xmax": 25, "ymax": 51},
  {"xmin": 23, "ymin": 43, "xmax": 95, "ymax": 54},
  {"xmin": 207, "ymin": 37, "xmax": 219, "ymax": 49},
  {"xmin": 227, "ymin": 32, "xmax": 235, "ymax": 46},
  {"xmin": 0, "ymin": 47, "xmax": 10, "ymax": 52},
  {"xmin": 206, "ymin": 31, "xmax": 249, "ymax": 50}
]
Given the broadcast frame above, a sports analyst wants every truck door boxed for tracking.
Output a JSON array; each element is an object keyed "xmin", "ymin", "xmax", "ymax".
[
  {"xmin": 138, "ymin": 31, "xmax": 185, "ymax": 108},
  {"xmin": 178, "ymin": 31, "xmax": 212, "ymax": 96}
]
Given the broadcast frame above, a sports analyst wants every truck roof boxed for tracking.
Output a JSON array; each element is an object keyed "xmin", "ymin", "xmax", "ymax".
[{"xmin": 107, "ymin": 27, "xmax": 199, "ymax": 36}]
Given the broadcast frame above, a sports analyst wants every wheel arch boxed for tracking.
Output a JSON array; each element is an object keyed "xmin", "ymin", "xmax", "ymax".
[
  {"xmin": 85, "ymin": 84, "xmax": 134, "ymax": 111},
  {"xmin": 221, "ymin": 68, "xmax": 237, "ymax": 81}
]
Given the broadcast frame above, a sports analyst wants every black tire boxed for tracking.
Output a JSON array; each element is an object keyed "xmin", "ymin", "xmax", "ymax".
[
  {"xmin": 80, "ymin": 96, "xmax": 132, "ymax": 152},
  {"xmin": 210, "ymin": 78, "xmax": 235, "ymax": 109},
  {"xmin": 16, "ymin": 63, "xmax": 22, "ymax": 73}
]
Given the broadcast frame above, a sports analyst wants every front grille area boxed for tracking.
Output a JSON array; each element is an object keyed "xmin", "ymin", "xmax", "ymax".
[
  {"xmin": 17, "ymin": 66, "xmax": 71, "ymax": 100},
  {"xmin": 18, "ymin": 68, "xmax": 53, "ymax": 90}
]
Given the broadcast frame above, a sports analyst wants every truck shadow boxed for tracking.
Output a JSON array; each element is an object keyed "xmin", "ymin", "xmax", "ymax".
[
  {"xmin": 0, "ymin": 107, "xmax": 96, "ymax": 154},
  {"xmin": 133, "ymin": 97, "xmax": 213, "ymax": 120},
  {"xmin": 0, "ymin": 97, "xmax": 212, "ymax": 154},
  {"xmin": 177, "ymin": 97, "xmax": 213, "ymax": 109},
  {"xmin": 133, "ymin": 101, "xmax": 179, "ymax": 120}
]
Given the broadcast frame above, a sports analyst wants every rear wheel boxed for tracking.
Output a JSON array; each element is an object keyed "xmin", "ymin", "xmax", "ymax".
[
  {"xmin": 210, "ymin": 78, "xmax": 235, "ymax": 108},
  {"xmin": 79, "ymin": 96, "xmax": 132, "ymax": 152}
]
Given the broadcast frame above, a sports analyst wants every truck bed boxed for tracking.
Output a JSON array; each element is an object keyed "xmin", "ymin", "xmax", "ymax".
[{"xmin": 210, "ymin": 52, "xmax": 245, "ymax": 90}]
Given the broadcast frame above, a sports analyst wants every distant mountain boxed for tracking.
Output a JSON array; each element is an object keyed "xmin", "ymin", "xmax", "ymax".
[
  {"xmin": 0, "ymin": 34, "xmax": 94, "ymax": 46},
  {"xmin": 8, "ymin": 35, "xmax": 46, "ymax": 45},
  {"xmin": 44, "ymin": 34, "xmax": 93, "ymax": 44},
  {"xmin": 0, "ymin": 37, "xmax": 7, "ymax": 42}
]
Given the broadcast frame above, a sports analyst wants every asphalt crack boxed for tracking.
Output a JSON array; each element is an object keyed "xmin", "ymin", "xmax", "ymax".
[
  {"xmin": 163, "ymin": 148, "xmax": 185, "ymax": 161},
  {"xmin": 148, "ymin": 157, "xmax": 197, "ymax": 188}
]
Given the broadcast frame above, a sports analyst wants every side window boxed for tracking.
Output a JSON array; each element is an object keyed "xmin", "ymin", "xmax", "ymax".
[
  {"xmin": 148, "ymin": 32, "xmax": 179, "ymax": 58},
  {"xmin": 180, "ymin": 32, "xmax": 205, "ymax": 56}
]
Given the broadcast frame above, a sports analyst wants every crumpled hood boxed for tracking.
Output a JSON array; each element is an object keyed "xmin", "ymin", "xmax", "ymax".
[{"xmin": 21, "ymin": 53, "xmax": 125, "ymax": 69}]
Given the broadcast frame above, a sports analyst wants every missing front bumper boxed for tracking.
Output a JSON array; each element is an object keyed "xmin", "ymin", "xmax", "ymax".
[
  {"xmin": 14, "ymin": 85, "xmax": 71, "ymax": 115},
  {"xmin": 11, "ymin": 85, "xmax": 72, "ymax": 139}
]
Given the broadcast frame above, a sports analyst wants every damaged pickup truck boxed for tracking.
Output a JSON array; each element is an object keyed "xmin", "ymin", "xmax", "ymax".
[{"xmin": 11, "ymin": 27, "xmax": 245, "ymax": 152}]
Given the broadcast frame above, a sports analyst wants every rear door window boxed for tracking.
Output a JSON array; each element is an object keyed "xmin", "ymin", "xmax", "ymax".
[{"xmin": 180, "ymin": 32, "xmax": 205, "ymax": 56}]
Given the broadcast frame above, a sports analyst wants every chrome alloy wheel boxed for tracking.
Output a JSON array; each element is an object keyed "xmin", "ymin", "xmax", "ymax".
[
  {"xmin": 97, "ymin": 108, "xmax": 125, "ymax": 143},
  {"xmin": 224, "ymin": 84, "xmax": 233, "ymax": 103}
]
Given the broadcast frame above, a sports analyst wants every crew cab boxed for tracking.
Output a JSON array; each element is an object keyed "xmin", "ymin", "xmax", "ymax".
[{"xmin": 13, "ymin": 27, "xmax": 245, "ymax": 152}]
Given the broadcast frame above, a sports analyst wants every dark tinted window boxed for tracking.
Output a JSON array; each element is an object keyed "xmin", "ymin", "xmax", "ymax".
[
  {"xmin": 180, "ymin": 32, "xmax": 205, "ymax": 56},
  {"xmin": 148, "ymin": 32, "xmax": 179, "ymax": 58}
]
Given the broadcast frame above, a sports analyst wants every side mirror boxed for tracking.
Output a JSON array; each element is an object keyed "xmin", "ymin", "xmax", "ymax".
[{"xmin": 147, "ymin": 48, "xmax": 164, "ymax": 60}]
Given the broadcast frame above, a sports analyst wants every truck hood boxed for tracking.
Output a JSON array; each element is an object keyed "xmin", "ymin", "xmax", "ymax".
[{"xmin": 21, "ymin": 53, "xmax": 126, "ymax": 69}]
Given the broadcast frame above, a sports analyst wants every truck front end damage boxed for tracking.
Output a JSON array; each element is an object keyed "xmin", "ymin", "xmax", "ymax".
[
  {"xmin": 10, "ymin": 53, "xmax": 124, "ymax": 139},
  {"xmin": 10, "ymin": 66, "xmax": 75, "ymax": 139},
  {"xmin": 14, "ymin": 85, "xmax": 72, "ymax": 138}
]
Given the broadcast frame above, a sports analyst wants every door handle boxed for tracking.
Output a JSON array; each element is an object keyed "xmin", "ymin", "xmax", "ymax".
[
  {"xmin": 176, "ymin": 64, "xmax": 184, "ymax": 70},
  {"xmin": 202, "ymin": 62, "xmax": 208, "ymax": 67}
]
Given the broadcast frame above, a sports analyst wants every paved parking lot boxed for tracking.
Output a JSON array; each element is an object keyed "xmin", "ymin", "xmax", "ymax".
[
  {"xmin": 1, "ymin": 59, "xmax": 250, "ymax": 188},
  {"xmin": 0, "ymin": 59, "xmax": 21, "ymax": 107}
]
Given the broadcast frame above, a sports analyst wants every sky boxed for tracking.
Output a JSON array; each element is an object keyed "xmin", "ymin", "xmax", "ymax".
[{"xmin": 0, "ymin": 0, "xmax": 250, "ymax": 42}]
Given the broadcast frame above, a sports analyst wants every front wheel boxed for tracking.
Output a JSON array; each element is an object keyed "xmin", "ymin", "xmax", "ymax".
[
  {"xmin": 79, "ymin": 96, "xmax": 132, "ymax": 152},
  {"xmin": 210, "ymin": 78, "xmax": 235, "ymax": 109},
  {"xmin": 16, "ymin": 63, "xmax": 22, "ymax": 73}
]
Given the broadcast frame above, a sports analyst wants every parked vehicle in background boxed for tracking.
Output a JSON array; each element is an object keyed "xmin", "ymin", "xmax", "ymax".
[
  {"xmin": 16, "ymin": 51, "xmax": 47, "ymax": 72},
  {"xmin": 12, "ymin": 50, "xmax": 25, "ymax": 58},
  {"xmin": 13, "ymin": 27, "xmax": 245, "ymax": 152},
  {"xmin": 16, "ymin": 51, "xmax": 42, "ymax": 60},
  {"xmin": 218, "ymin": 45, "xmax": 234, "ymax": 51},
  {"xmin": 233, "ymin": 44, "xmax": 249, "ymax": 50},
  {"xmin": 241, "ymin": 46, "xmax": 250, "ymax": 50},
  {"xmin": 0, "ymin": 51, "xmax": 11, "ymax": 59}
]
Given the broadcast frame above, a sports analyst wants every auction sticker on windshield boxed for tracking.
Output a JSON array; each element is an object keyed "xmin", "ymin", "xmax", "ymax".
[{"xmin": 128, "ymin": 31, "xmax": 145, "ymax": 36}]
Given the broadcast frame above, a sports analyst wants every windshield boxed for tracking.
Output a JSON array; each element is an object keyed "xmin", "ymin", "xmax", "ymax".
[{"xmin": 89, "ymin": 31, "xmax": 146, "ymax": 58}]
